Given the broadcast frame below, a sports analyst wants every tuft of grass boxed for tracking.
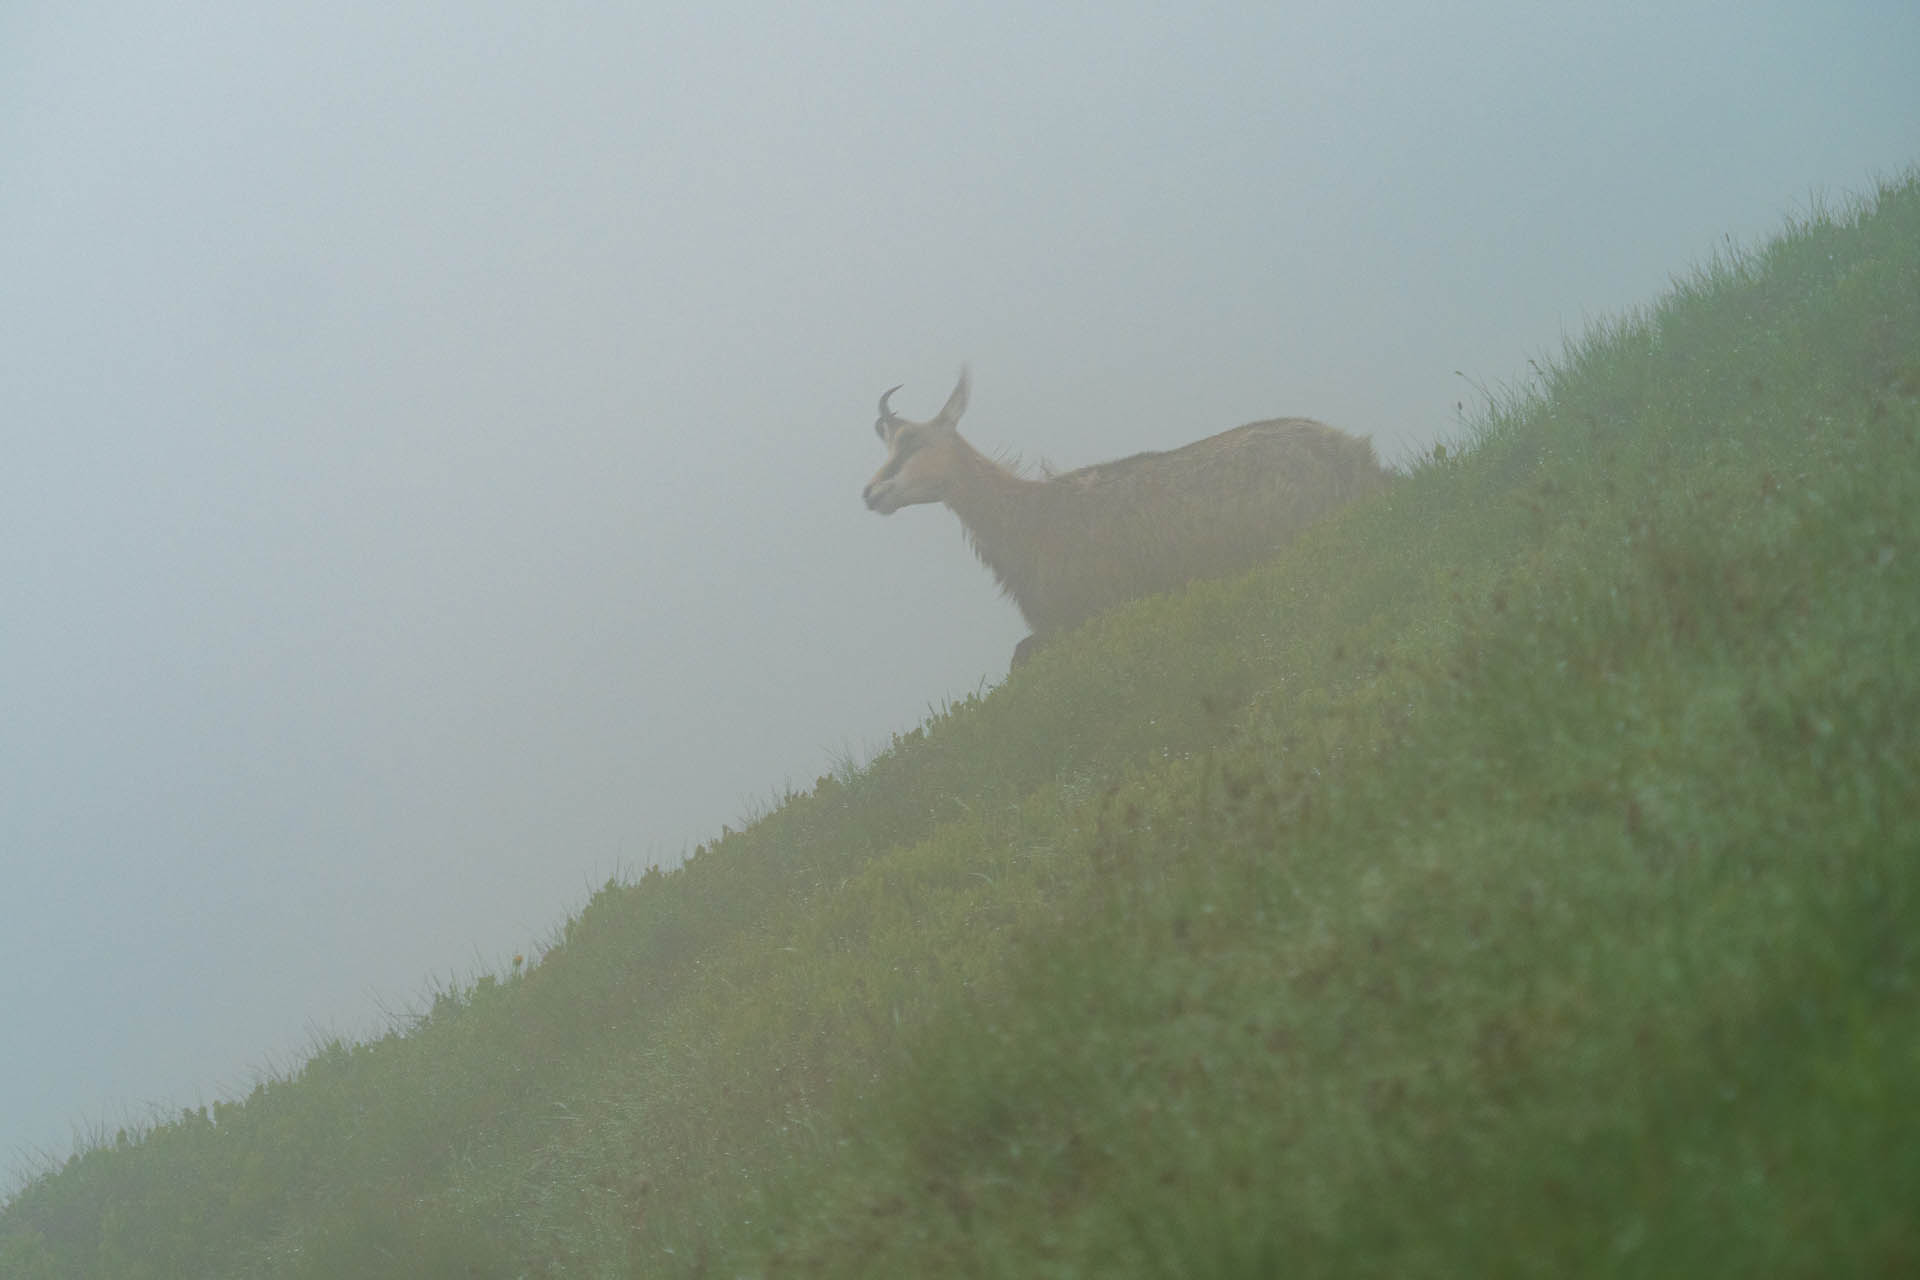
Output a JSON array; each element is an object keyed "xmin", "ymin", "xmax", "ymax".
[{"xmin": 4, "ymin": 169, "xmax": 1917, "ymax": 1279}]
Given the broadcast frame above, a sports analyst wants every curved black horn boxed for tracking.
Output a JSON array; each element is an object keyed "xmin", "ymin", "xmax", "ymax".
[{"xmin": 877, "ymin": 384, "xmax": 905, "ymax": 424}]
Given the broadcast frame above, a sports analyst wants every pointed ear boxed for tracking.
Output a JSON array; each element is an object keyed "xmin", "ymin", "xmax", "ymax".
[{"xmin": 930, "ymin": 365, "xmax": 970, "ymax": 431}]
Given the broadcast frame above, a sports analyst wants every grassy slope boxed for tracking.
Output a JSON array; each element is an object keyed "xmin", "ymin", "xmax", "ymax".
[{"xmin": 4, "ymin": 172, "xmax": 1916, "ymax": 1279}]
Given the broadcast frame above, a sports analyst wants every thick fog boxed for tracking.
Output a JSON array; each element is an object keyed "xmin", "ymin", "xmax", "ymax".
[{"xmin": 3, "ymin": 0, "xmax": 1915, "ymax": 1174}]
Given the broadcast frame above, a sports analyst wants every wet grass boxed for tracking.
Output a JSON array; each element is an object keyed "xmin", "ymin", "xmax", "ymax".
[{"xmin": 4, "ymin": 170, "xmax": 1916, "ymax": 1279}]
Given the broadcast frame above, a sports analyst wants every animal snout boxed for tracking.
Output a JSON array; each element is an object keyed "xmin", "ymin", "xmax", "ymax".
[{"xmin": 863, "ymin": 482, "xmax": 895, "ymax": 514}]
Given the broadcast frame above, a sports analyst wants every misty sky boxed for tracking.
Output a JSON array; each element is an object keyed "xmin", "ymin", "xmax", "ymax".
[{"xmin": 3, "ymin": 0, "xmax": 1915, "ymax": 1176}]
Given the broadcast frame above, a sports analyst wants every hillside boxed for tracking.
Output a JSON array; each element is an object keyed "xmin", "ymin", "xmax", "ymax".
[{"xmin": 4, "ymin": 171, "xmax": 1917, "ymax": 1278}]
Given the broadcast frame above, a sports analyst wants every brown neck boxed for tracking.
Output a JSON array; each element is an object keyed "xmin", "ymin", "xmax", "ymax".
[{"xmin": 938, "ymin": 440, "xmax": 1050, "ymax": 627}]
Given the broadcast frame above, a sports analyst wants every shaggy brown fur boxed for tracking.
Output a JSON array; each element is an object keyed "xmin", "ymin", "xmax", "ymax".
[{"xmin": 864, "ymin": 368, "xmax": 1392, "ymax": 667}]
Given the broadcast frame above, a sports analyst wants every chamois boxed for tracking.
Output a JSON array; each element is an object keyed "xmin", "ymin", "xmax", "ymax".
[{"xmin": 863, "ymin": 368, "xmax": 1392, "ymax": 668}]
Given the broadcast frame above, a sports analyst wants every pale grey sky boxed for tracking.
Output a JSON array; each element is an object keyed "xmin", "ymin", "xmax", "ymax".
[{"xmin": 3, "ymin": 0, "xmax": 1915, "ymax": 1176}]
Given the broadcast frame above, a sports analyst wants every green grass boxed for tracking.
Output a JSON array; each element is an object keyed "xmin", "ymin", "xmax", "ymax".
[{"xmin": 5, "ymin": 170, "xmax": 1918, "ymax": 1279}]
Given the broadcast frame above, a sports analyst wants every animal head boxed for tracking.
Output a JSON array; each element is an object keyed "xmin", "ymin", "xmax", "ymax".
[{"xmin": 862, "ymin": 367, "xmax": 972, "ymax": 515}]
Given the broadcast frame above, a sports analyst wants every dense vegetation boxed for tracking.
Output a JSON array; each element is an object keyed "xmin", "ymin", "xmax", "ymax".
[{"xmin": 5, "ymin": 171, "xmax": 1916, "ymax": 1278}]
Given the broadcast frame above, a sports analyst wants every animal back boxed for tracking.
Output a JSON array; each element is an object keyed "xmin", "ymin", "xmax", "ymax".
[{"xmin": 1012, "ymin": 417, "xmax": 1388, "ymax": 635}]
